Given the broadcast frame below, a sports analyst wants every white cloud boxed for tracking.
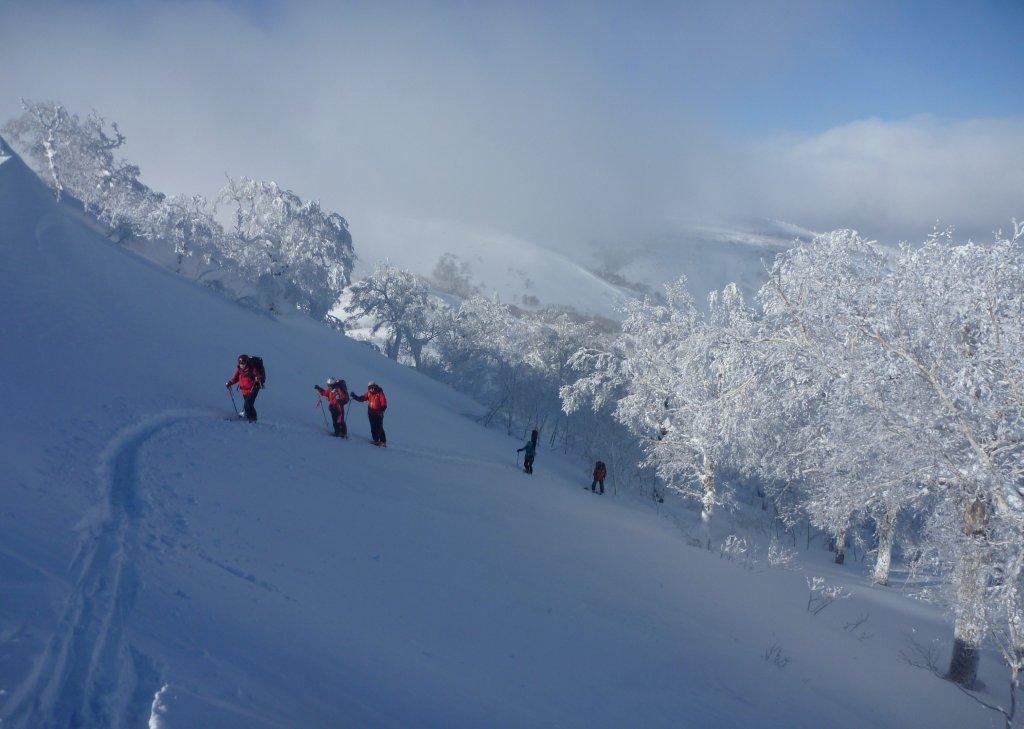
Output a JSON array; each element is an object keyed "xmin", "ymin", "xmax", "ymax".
[
  {"xmin": 1, "ymin": 2, "xmax": 1020, "ymax": 251},
  {"xmin": 744, "ymin": 116, "xmax": 1024, "ymax": 241}
]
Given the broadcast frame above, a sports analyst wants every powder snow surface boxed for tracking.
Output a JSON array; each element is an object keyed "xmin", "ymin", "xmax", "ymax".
[{"xmin": 0, "ymin": 144, "xmax": 1001, "ymax": 727}]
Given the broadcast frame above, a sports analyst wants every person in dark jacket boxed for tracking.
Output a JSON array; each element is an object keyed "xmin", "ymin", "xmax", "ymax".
[
  {"xmin": 351, "ymin": 381, "xmax": 388, "ymax": 446},
  {"xmin": 226, "ymin": 354, "xmax": 264, "ymax": 422},
  {"xmin": 591, "ymin": 460, "xmax": 607, "ymax": 494},
  {"xmin": 517, "ymin": 430, "xmax": 539, "ymax": 474},
  {"xmin": 314, "ymin": 378, "xmax": 349, "ymax": 437}
]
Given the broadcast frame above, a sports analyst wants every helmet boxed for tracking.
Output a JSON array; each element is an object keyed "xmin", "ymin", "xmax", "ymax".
[
  {"xmin": 367, "ymin": 380, "xmax": 377, "ymax": 388},
  {"xmin": 237, "ymin": 354, "xmax": 249, "ymax": 365},
  {"xmin": 326, "ymin": 377, "xmax": 338, "ymax": 386}
]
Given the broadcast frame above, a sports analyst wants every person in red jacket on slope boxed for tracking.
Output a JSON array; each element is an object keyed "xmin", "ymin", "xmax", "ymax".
[
  {"xmin": 591, "ymin": 460, "xmax": 607, "ymax": 494},
  {"xmin": 351, "ymin": 381, "xmax": 388, "ymax": 446},
  {"xmin": 314, "ymin": 378, "xmax": 349, "ymax": 438},
  {"xmin": 226, "ymin": 354, "xmax": 265, "ymax": 422}
]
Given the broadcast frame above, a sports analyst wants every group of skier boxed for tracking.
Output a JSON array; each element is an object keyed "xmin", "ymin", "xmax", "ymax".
[
  {"xmin": 225, "ymin": 354, "xmax": 389, "ymax": 446},
  {"xmin": 227, "ymin": 354, "xmax": 606, "ymax": 484},
  {"xmin": 312, "ymin": 378, "xmax": 388, "ymax": 446},
  {"xmin": 515, "ymin": 428, "xmax": 608, "ymax": 494}
]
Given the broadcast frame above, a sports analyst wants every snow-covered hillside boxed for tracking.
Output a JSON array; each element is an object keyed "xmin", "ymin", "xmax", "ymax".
[
  {"xmin": 356, "ymin": 214, "xmax": 809, "ymax": 319},
  {"xmin": 355, "ymin": 214, "xmax": 631, "ymax": 318},
  {"xmin": 0, "ymin": 139, "xmax": 999, "ymax": 727},
  {"xmin": 593, "ymin": 220, "xmax": 815, "ymax": 307}
]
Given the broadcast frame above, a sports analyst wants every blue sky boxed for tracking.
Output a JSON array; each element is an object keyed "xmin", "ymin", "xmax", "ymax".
[
  {"xmin": 200, "ymin": 0, "xmax": 1024, "ymax": 134},
  {"xmin": 721, "ymin": 0, "xmax": 1024, "ymax": 134},
  {"xmin": 432, "ymin": 0, "xmax": 1024, "ymax": 135},
  {"xmin": 1, "ymin": 0, "xmax": 1022, "ymax": 244}
]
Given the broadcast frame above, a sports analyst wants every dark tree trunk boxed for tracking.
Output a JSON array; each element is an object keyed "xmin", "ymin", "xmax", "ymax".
[
  {"xmin": 946, "ymin": 497, "xmax": 988, "ymax": 688},
  {"xmin": 833, "ymin": 526, "xmax": 847, "ymax": 565},
  {"xmin": 386, "ymin": 329, "xmax": 403, "ymax": 360},
  {"xmin": 947, "ymin": 637, "xmax": 980, "ymax": 688}
]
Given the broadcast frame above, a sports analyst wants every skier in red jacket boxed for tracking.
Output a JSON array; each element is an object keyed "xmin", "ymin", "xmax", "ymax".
[
  {"xmin": 314, "ymin": 378, "xmax": 349, "ymax": 437},
  {"xmin": 591, "ymin": 460, "xmax": 607, "ymax": 494},
  {"xmin": 351, "ymin": 381, "xmax": 388, "ymax": 446},
  {"xmin": 226, "ymin": 354, "xmax": 265, "ymax": 422}
]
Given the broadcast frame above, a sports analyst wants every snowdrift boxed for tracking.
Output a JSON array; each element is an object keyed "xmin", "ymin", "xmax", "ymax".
[{"xmin": 0, "ymin": 138, "xmax": 993, "ymax": 727}]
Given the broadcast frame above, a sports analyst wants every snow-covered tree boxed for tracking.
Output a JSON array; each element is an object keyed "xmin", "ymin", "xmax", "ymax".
[
  {"xmin": 751, "ymin": 231, "xmax": 931, "ymax": 572},
  {"xmin": 562, "ymin": 224, "xmax": 1020, "ymax": 685},
  {"xmin": 5, "ymin": 102, "xmax": 361, "ymax": 322},
  {"xmin": 345, "ymin": 264, "xmax": 447, "ymax": 367},
  {"xmin": 431, "ymin": 252, "xmax": 478, "ymax": 298},
  {"xmin": 564, "ymin": 279, "xmax": 760, "ymax": 545},
  {"xmin": 219, "ymin": 177, "xmax": 355, "ymax": 318},
  {"xmin": 432, "ymin": 294, "xmax": 537, "ymax": 432},
  {"xmin": 137, "ymin": 194, "xmax": 223, "ymax": 272},
  {"xmin": 887, "ymin": 226, "xmax": 1024, "ymax": 687},
  {"xmin": 759, "ymin": 225, "xmax": 1024, "ymax": 686},
  {"xmin": 3, "ymin": 99, "xmax": 142, "ymax": 213}
]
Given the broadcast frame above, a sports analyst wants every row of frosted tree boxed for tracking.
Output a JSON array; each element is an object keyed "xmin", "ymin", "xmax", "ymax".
[
  {"xmin": 562, "ymin": 226, "xmax": 1024, "ymax": 690},
  {"xmin": 3, "ymin": 100, "xmax": 355, "ymax": 318}
]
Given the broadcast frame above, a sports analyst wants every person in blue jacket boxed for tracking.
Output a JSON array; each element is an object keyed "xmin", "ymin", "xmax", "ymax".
[{"xmin": 517, "ymin": 429, "xmax": 538, "ymax": 474}]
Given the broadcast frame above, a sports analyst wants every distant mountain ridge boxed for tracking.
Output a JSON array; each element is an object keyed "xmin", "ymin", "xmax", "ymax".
[
  {"xmin": 355, "ymin": 213, "xmax": 813, "ymax": 319},
  {"xmin": 591, "ymin": 219, "xmax": 816, "ymax": 309}
]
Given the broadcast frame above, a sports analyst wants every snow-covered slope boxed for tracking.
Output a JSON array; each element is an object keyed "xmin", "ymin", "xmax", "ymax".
[
  {"xmin": 357, "ymin": 214, "xmax": 808, "ymax": 319},
  {"xmin": 593, "ymin": 220, "xmax": 813, "ymax": 307},
  {"xmin": 0, "ymin": 140, "xmax": 999, "ymax": 727},
  {"xmin": 354, "ymin": 214, "xmax": 631, "ymax": 317}
]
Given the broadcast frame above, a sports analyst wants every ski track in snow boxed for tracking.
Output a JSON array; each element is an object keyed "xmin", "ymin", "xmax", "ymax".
[
  {"xmin": 375, "ymin": 442, "xmax": 510, "ymax": 471},
  {"xmin": 0, "ymin": 408, "xmax": 492, "ymax": 728},
  {"xmin": 1, "ymin": 409, "xmax": 215, "ymax": 729},
  {"xmin": 271, "ymin": 415, "xmax": 512, "ymax": 472}
]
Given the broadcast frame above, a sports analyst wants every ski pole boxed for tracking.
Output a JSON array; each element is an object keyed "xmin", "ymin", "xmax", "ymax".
[
  {"xmin": 316, "ymin": 397, "xmax": 330, "ymax": 430},
  {"xmin": 227, "ymin": 385, "xmax": 239, "ymax": 415}
]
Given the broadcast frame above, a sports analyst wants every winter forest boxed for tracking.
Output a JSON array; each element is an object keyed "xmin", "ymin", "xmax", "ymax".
[{"xmin": 5, "ymin": 94, "xmax": 1024, "ymax": 727}]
